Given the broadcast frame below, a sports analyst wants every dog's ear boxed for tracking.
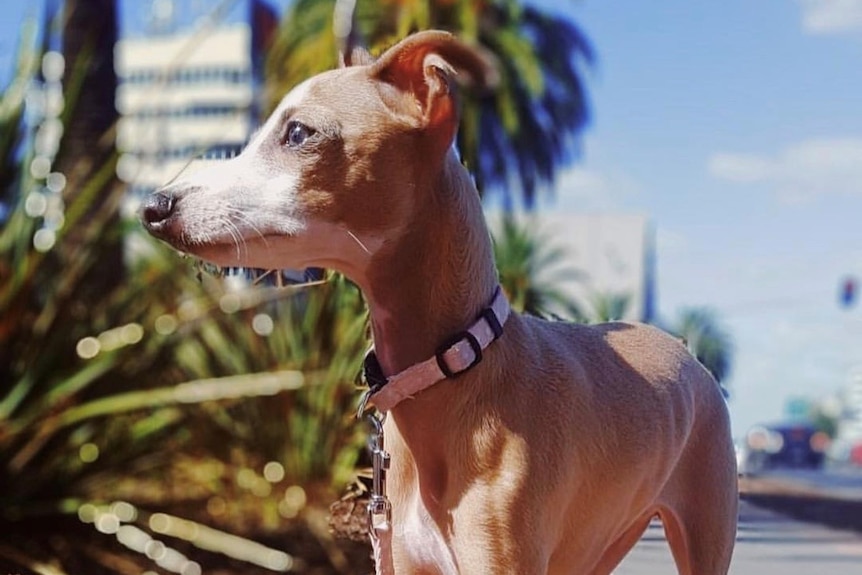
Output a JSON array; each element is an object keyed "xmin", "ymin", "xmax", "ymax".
[{"xmin": 370, "ymin": 31, "xmax": 498, "ymax": 150}]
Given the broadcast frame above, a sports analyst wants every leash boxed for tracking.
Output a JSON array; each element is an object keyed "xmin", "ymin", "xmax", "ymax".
[{"xmin": 356, "ymin": 286, "xmax": 510, "ymax": 574}]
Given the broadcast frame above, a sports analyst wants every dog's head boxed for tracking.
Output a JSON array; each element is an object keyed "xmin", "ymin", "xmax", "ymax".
[{"xmin": 140, "ymin": 30, "xmax": 496, "ymax": 276}]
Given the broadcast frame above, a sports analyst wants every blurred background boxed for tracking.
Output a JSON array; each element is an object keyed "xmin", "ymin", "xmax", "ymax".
[{"xmin": 1, "ymin": 0, "xmax": 861, "ymax": 573}]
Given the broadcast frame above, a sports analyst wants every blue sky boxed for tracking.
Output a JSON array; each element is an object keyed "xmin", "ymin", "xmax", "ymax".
[
  {"xmin": 2, "ymin": 0, "xmax": 862, "ymax": 437},
  {"xmin": 541, "ymin": 0, "xmax": 862, "ymax": 436}
]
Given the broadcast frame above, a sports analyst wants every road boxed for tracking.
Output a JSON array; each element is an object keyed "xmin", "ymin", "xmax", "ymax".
[{"xmin": 614, "ymin": 499, "xmax": 862, "ymax": 574}]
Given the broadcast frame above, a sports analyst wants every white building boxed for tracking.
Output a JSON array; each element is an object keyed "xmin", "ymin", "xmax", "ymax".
[
  {"xmin": 543, "ymin": 212, "xmax": 655, "ymax": 322},
  {"xmin": 114, "ymin": 0, "xmax": 277, "ymax": 202},
  {"xmin": 489, "ymin": 212, "xmax": 656, "ymax": 323},
  {"xmin": 114, "ymin": 22, "xmax": 256, "ymax": 196}
]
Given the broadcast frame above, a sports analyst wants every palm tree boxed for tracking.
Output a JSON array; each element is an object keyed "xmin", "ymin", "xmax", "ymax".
[
  {"xmin": 266, "ymin": 0, "xmax": 593, "ymax": 208},
  {"xmin": 492, "ymin": 214, "xmax": 585, "ymax": 320},
  {"xmin": 52, "ymin": 0, "xmax": 125, "ymax": 315},
  {"xmin": 672, "ymin": 308, "xmax": 733, "ymax": 387}
]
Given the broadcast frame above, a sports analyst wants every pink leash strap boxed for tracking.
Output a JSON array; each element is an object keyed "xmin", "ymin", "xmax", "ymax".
[{"xmin": 371, "ymin": 519, "xmax": 395, "ymax": 575}]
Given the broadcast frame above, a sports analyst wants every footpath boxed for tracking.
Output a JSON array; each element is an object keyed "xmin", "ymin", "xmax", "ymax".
[{"xmin": 739, "ymin": 470, "xmax": 862, "ymax": 532}]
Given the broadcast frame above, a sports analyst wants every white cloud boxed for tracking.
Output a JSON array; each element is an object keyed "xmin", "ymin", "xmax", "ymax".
[
  {"xmin": 797, "ymin": 0, "xmax": 862, "ymax": 35},
  {"xmin": 707, "ymin": 154, "xmax": 774, "ymax": 183},
  {"xmin": 708, "ymin": 137, "xmax": 862, "ymax": 204}
]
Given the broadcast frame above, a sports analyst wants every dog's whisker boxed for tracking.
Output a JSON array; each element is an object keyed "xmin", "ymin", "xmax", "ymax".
[
  {"xmin": 346, "ymin": 229, "xmax": 372, "ymax": 255},
  {"xmin": 222, "ymin": 218, "xmax": 245, "ymax": 260},
  {"xmin": 227, "ymin": 208, "xmax": 269, "ymax": 248}
]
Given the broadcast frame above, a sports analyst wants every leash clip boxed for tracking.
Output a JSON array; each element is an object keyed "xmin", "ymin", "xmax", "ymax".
[{"xmin": 366, "ymin": 411, "xmax": 392, "ymax": 530}]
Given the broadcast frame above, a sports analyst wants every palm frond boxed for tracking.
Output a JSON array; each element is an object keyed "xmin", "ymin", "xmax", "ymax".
[
  {"xmin": 492, "ymin": 214, "xmax": 586, "ymax": 320},
  {"xmin": 673, "ymin": 307, "xmax": 733, "ymax": 384}
]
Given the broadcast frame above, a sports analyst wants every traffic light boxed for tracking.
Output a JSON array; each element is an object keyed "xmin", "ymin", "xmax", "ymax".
[{"xmin": 840, "ymin": 276, "xmax": 857, "ymax": 308}]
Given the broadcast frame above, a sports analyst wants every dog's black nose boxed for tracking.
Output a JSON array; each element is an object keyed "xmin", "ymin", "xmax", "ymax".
[{"xmin": 141, "ymin": 191, "xmax": 176, "ymax": 227}]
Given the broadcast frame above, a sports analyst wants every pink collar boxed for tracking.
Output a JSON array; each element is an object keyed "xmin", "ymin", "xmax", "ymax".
[{"xmin": 361, "ymin": 287, "xmax": 511, "ymax": 413}]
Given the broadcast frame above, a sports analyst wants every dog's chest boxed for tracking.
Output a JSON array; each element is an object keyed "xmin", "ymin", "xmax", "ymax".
[{"xmin": 393, "ymin": 496, "xmax": 458, "ymax": 575}]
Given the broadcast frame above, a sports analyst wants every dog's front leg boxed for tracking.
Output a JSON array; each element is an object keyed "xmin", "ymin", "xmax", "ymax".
[
  {"xmin": 388, "ymin": 488, "xmax": 549, "ymax": 574},
  {"xmin": 446, "ymin": 489, "xmax": 551, "ymax": 575}
]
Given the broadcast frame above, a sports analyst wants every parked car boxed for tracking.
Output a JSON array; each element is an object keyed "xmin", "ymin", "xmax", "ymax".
[{"xmin": 742, "ymin": 422, "xmax": 830, "ymax": 474}]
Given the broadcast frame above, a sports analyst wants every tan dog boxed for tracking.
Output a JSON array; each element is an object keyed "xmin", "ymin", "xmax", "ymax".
[{"xmin": 141, "ymin": 31, "xmax": 737, "ymax": 574}]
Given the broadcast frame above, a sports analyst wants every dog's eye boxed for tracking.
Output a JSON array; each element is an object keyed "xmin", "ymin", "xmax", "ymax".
[{"xmin": 284, "ymin": 121, "xmax": 315, "ymax": 148}]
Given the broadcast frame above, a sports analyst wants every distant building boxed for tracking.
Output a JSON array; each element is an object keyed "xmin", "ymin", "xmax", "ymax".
[
  {"xmin": 490, "ymin": 212, "xmax": 656, "ymax": 323},
  {"xmin": 114, "ymin": 0, "xmax": 277, "ymax": 201}
]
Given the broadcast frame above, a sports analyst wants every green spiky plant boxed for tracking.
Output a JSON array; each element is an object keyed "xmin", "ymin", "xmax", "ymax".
[{"xmin": 0, "ymin": 14, "xmax": 372, "ymax": 574}]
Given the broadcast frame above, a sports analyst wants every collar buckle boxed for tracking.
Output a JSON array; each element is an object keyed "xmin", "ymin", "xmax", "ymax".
[{"xmin": 435, "ymin": 330, "xmax": 483, "ymax": 378}]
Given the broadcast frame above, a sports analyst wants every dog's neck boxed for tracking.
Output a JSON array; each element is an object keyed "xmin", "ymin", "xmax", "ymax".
[{"xmin": 361, "ymin": 150, "xmax": 499, "ymax": 400}]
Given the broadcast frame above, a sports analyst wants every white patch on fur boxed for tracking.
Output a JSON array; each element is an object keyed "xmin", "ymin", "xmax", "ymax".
[
  {"xmin": 247, "ymin": 169, "xmax": 306, "ymax": 236},
  {"xmin": 244, "ymin": 77, "xmax": 315, "ymax": 156},
  {"xmin": 280, "ymin": 77, "xmax": 314, "ymax": 111},
  {"xmin": 170, "ymin": 153, "xmax": 305, "ymax": 247},
  {"xmin": 396, "ymin": 498, "xmax": 459, "ymax": 575}
]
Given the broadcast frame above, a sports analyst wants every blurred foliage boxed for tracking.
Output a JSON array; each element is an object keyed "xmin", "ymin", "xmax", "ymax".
[
  {"xmin": 589, "ymin": 292, "xmax": 632, "ymax": 323},
  {"xmin": 493, "ymin": 214, "xmax": 586, "ymax": 320},
  {"xmin": 671, "ymin": 307, "xmax": 733, "ymax": 385},
  {"xmin": 0, "ymin": 11, "xmax": 371, "ymax": 574},
  {"xmin": 0, "ymin": 22, "xmax": 37, "ymax": 207},
  {"xmin": 266, "ymin": 0, "xmax": 594, "ymax": 208}
]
